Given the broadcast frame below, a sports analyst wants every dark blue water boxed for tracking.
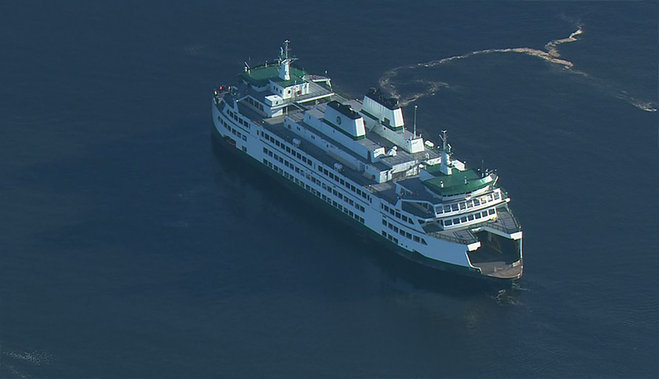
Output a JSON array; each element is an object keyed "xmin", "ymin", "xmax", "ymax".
[{"xmin": 1, "ymin": 1, "xmax": 657, "ymax": 377}]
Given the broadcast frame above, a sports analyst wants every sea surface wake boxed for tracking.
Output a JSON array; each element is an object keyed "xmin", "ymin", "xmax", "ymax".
[
  {"xmin": 379, "ymin": 26, "xmax": 656, "ymax": 112},
  {"xmin": 1, "ymin": 350, "xmax": 55, "ymax": 379}
]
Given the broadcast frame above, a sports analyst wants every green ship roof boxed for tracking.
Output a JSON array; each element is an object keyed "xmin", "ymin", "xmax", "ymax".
[
  {"xmin": 422, "ymin": 166, "xmax": 492, "ymax": 196},
  {"xmin": 240, "ymin": 64, "xmax": 308, "ymax": 87}
]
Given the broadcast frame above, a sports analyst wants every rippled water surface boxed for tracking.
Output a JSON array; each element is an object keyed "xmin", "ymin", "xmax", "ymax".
[{"xmin": 1, "ymin": 1, "xmax": 657, "ymax": 377}]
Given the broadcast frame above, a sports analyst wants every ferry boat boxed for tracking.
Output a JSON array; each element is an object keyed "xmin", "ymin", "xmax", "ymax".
[{"xmin": 211, "ymin": 41, "xmax": 523, "ymax": 279}]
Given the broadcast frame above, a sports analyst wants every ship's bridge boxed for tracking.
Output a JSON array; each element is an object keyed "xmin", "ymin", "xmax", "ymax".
[{"xmin": 238, "ymin": 64, "xmax": 334, "ymax": 118}]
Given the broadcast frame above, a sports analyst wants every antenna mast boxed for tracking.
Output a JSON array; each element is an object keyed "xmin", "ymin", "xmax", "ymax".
[
  {"xmin": 413, "ymin": 105, "xmax": 418, "ymax": 138},
  {"xmin": 278, "ymin": 40, "xmax": 293, "ymax": 81},
  {"xmin": 439, "ymin": 130, "xmax": 452, "ymax": 175}
]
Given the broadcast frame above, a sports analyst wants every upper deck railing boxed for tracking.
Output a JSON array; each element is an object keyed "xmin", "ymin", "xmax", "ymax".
[{"xmin": 426, "ymin": 229, "xmax": 479, "ymax": 245}]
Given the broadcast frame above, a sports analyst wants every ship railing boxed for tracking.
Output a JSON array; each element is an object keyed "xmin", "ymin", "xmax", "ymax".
[
  {"xmin": 426, "ymin": 230, "xmax": 478, "ymax": 245},
  {"xmin": 497, "ymin": 207, "xmax": 521, "ymax": 228},
  {"xmin": 476, "ymin": 207, "xmax": 522, "ymax": 235},
  {"xmin": 482, "ymin": 220, "xmax": 519, "ymax": 235}
]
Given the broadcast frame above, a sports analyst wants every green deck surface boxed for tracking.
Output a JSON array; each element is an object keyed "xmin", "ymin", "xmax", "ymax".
[
  {"xmin": 422, "ymin": 166, "xmax": 492, "ymax": 196},
  {"xmin": 240, "ymin": 64, "xmax": 307, "ymax": 87}
]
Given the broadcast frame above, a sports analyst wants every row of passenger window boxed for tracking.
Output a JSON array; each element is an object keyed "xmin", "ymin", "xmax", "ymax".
[
  {"xmin": 381, "ymin": 203, "xmax": 414, "ymax": 225},
  {"xmin": 263, "ymin": 157, "xmax": 307, "ymax": 192},
  {"xmin": 436, "ymin": 192, "xmax": 501, "ymax": 215},
  {"xmin": 382, "ymin": 219, "xmax": 428, "ymax": 245},
  {"xmin": 218, "ymin": 116, "xmax": 247, "ymax": 141},
  {"xmin": 264, "ymin": 147, "xmax": 364, "ymax": 214},
  {"xmin": 328, "ymin": 197, "xmax": 365, "ymax": 224},
  {"xmin": 316, "ymin": 166, "xmax": 371, "ymax": 203},
  {"xmin": 226, "ymin": 109, "xmax": 250, "ymax": 129},
  {"xmin": 442, "ymin": 208, "xmax": 496, "ymax": 227},
  {"xmin": 263, "ymin": 147, "xmax": 303, "ymax": 174},
  {"xmin": 381, "ymin": 231, "xmax": 399, "ymax": 245},
  {"xmin": 329, "ymin": 188, "xmax": 365, "ymax": 213},
  {"xmin": 261, "ymin": 132, "xmax": 312, "ymax": 167},
  {"xmin": 262, "ymin": 158, "xmax": 365, "ymax": 225}
]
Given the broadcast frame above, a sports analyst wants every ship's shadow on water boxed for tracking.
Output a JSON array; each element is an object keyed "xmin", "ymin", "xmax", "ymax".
[{"xmin": 209, "ymin": 133, "xmax": 517, "ymax": 299}]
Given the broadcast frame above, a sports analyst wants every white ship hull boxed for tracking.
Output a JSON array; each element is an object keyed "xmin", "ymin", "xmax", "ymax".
[{"xmin": 211, "ymin": 102, "xmax": 522, "ymax": 279}]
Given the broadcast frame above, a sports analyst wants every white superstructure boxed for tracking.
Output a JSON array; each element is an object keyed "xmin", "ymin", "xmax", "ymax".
[{"xmin": 211, "ymin": 42, "xmax": 523, "ymax": 279}]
